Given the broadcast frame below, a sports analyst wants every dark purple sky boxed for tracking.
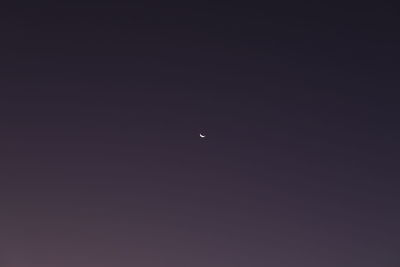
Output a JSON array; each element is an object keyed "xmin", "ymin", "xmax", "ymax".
[{"xmin": 1, "ymin": 3, "xmax": 399, "ymax": 266}]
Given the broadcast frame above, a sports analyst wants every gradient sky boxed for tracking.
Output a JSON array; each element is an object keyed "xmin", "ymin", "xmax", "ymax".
[{"xmin": 1, "ymin": 3, "xmax": 399, "ymax": 267}]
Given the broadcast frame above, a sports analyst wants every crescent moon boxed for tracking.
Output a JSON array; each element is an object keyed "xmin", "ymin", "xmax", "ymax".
[{"xmin": 199, "ymin": 133, "xmax": 206, "ymax": 138}]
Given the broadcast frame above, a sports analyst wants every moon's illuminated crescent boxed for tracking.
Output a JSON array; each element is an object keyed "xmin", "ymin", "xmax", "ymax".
[{"xmin": 199, "ymin": 133, "xmax": 206, "ymax": 138}]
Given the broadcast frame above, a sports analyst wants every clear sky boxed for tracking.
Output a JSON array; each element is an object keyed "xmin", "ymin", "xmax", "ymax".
[{"xmin": 1, "ymin": 3, "xmax": 399, "ymax": 266}]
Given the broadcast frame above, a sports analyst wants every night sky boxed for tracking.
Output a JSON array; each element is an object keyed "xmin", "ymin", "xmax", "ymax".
[{"xmin": 1, "ymin": 3, "xmax": 399, "ymax": 266}]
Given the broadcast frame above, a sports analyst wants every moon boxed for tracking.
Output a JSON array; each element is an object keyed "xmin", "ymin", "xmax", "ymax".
[{"xmin": 199, "ymin": 133, "xmax": 206, "ymax": 138}]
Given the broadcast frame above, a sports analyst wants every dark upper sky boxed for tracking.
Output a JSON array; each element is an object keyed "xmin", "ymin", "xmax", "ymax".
[{"xmin": 1, "ymin": 3, "xmax": 399, "ymax": 267}]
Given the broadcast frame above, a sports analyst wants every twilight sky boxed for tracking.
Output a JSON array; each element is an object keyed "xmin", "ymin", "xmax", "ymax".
[{"xmin": 1, "ymin": 3, "xmax": 399, "ymax": 267}]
